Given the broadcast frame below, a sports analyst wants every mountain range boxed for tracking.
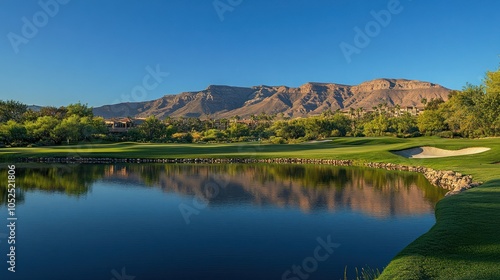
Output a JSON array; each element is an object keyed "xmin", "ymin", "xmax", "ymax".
[{"xmin": 93, "ymin": 78, "xmax": 452, "ymax": 119}]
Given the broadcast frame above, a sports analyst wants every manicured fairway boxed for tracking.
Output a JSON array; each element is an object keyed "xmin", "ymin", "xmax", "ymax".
[
  {"xmin": 1, "ymin": 137, "xmax": 499, "ymax": 279},
  {"xmin": 1, "ymin": 137, "xmax": 499, "ymax": 181}
]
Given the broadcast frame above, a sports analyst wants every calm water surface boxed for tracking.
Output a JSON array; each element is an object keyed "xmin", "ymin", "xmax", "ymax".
[{"xmin": 0, "ymin": 164, "xmax": 446, "ymax": 280}]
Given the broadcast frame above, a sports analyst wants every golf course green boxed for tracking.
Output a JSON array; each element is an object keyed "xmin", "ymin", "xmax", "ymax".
[{"xmin": 1, "ymin": 136, "xmax": 499, "ymax": 279}]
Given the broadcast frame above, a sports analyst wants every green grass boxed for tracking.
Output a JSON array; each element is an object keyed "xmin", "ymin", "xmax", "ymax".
[
  {"xmin": 1, "ymin": 137, "xmax": 498, "ymax": 181},
  {"xmin": 378, "ymin": 179, "xmax": 500, "ymax": 280},
  {"xmin": 1, "ymin": 136, "xmax": 500, "ymax": 279}
]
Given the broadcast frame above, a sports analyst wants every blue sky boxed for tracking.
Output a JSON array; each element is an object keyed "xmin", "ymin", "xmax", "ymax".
[{"xmin": 1, "ymin": 0, "xmax": 499, "ymax": 107}]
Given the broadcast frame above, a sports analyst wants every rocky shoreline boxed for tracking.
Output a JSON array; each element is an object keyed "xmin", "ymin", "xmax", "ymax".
[{"xmin": 19, "ymin": 157, "xmax": 481, "ymax": 196}]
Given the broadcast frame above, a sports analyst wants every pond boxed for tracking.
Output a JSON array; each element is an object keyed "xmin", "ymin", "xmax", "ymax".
[{"xmin": 0, "ymin": 164, "xmax": 446, "ymax": 280}]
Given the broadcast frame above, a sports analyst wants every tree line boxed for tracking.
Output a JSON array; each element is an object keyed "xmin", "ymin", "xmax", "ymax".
[
  {"xmin": 1, "ymin": 66, "xmax": 498, "ymax": 146},
  {"xmin": 0, "ymin": 102, "xmax": 107, "ymax": 147}
]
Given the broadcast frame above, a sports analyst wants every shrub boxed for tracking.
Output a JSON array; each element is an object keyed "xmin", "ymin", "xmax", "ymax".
[
  {"xmin": 269, "ymin": 136, "xmax": 285, "ymax": 144},
  {"xmin": 437, "ymin": 131, "xmax": 454, "ymax": 138}
]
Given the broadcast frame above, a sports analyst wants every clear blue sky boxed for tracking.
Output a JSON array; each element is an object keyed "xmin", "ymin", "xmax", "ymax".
[{"xmin": 1, "ymin": 0, "xmax": 499, "ymax": 107}]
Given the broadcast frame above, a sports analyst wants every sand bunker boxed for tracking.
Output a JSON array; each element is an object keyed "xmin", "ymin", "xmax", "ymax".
[{"xmin": 393, "ymin": 146, "xmax": 491, "ymax": 159}]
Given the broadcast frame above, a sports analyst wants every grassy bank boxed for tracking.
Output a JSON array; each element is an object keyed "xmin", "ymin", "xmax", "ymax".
[
  {"xmin": 378, "ymin": 179, "xmax": 500, "ymax": 279},
  {"xmin": 1, "ymin": 137, "xmax": 499, "ymax": 279},
  {"xmin": 1, "ymin": 137, "xmax": 499, "ymax": 181}
]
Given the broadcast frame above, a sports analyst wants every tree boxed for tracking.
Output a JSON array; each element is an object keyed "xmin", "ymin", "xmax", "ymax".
[
  {"xmin": 485, "ymin": 66, "xmax": 500, "ymax": 95},
  {"xmin": 0, "ymin": 120, "xmax": 27, "ymax": 145},
  {"xmin": 272, "ymin": 121, "xmax": 305, "ymax": 140},
  {"xmin": 79, "ymin": 116, "xmax": 107, "ymax": 141},
  {"xmin": 39, "ymin": 106, "xmax": 68, "ymax": 119},
  {"xmin": 394, "ymin": 104, "xmax": 401, "ymax": 117},
  {"xmin": 392, "ymin": 112, "xmax": 418, "ymax": 135},
  {"xmin": 67, "ymin": 102, "xmax": 93, "ymax": 118},
  {"xmin": 417, "ymin": 110, "xmax": 446, "ymax": 135},
  {"xmin": 25, "ymin": 116, "xmax": 60, "ymax": 143},
  {"xmin": 420, "ymin": 98, "xmax": 427, "ymax": 107},
  {"xmin": 53, "ymin": 115, "xmax": 81, "ymax": 144},
  {"xmin": 484, "ymin": 66, "xmax": 500, "ymax": 135},
  {"xmin": 349, "ymin": 107, "xmax": 355, "ymax": 118},
  {"xmin": 134, "ymin": 116, "xmax": 167, "ymax": 142},
  {"xmin": 228, "ymin": 122, "xmax": 249, "ymax": 139},
  {"xmin": 440, "ymin": 81, "xmax": 499, "ymax": 137},
  {"xmin": 329, "ymin": 113, "xmax": 351, "ymax": 136},
  {"xmin": 203, "ymin": 129, "xmax": 226, "ymax": 142},
  {"xmin": 0, "ymin": 100, "xmax": 27, "ymax": 123},
  {"xmin": 425, "ymin": 98, "xmax": 445, "ymax": 110},
  {"xmin": 363, "ymin": 114, "xmax": 389, "ymax": 136}
]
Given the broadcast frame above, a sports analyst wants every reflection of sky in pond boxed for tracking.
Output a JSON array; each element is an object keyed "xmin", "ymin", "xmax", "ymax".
[{"xmin": 0, "ymin": 164, "xmax": 445, "ymax": 280}]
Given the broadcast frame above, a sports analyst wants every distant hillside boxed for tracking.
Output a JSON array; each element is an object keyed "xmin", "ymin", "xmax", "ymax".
[{"xmin": 93, "ymin": 78, "xmax": 451, "ymax": 119}]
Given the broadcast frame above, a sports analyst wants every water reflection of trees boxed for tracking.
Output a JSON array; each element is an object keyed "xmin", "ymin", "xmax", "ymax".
[
  {"xmin": 0, "ymin": 165, "xmax": 105, "ymax": 206},
  {"xmin": 0, "ymin": 164, "xmax": 447, "ymax": 216}
]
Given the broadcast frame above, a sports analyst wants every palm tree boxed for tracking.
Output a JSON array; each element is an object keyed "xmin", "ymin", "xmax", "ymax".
[
  {"xmin": 421, "ymin": 98, "xmax": 428, "ymax": 108},
  {"xmin": 349, "ymin": 107, "xmax": 355, "ymax": 118},
  {"xmin": 395, "ymin": 104, "xmax": 401, "ymax": 117}
]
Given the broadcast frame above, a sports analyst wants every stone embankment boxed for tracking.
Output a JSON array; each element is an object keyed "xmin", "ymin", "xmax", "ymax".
[
  {"xmin": 364, "ymin": 162, "xmax": 481, "ymax": 196},
  {"xmin": 20, "ymin": 157, "xmax": 481, "ymax": 196}
]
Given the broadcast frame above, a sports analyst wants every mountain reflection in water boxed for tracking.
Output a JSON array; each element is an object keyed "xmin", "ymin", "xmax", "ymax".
[{"xmin": 2, "ymin": 164, "xmax": 446, "ymax": 217}]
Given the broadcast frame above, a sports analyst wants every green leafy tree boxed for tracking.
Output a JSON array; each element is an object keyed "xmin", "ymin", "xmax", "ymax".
[
  {"xmin": 203, "ymin": 129, "xmax": 226, "ymax": 142},
  {"xmin": 39, "ymin": 106, "xmax": 68, "ymax": 119},
  {"xmin": 485, "ymin": 66, "xmax": 500, "ymax": 94},
  {"xmin": 53, "ymin": 115, "xmax": 81, "ymax": 144},
  {"xmin": 134, "ymin": 116, "xmax": 167, "ymax": 142},
  {"xmin": 363, "ymin": 114, "xmax": 389, "ymax": 136},
  {"xmin": 0, "ymin": 120, "xmax": 28, "ymax": 145},
  {"xmin": 66, "ymin": 102, "xmax": 93, "ymax": 118},
  {"xmin": 25, "ymin": 115, "xmax": 60, "ymax": 143},
  {"xmin": 273, "ymin": 121, "xmax": 305, "ymax": 140},
  {"xmin": 417, "ymin": 110, "xmax": 446, "ymax": 135},
  {"xmin": 425, "ymin": 98, "xmax": 445, "ymax": 110},
  {"xmin": 0, "ymin": 100, "xmax": 27, "ymax": 123},
  {"xmin": 484, "ymin": 66, "xmax": 500, "ymax": 135},
  {"xmin": 227, "ymin": 122, "xmax": 249, "ymax": 139},
  {"xmin": 328, "ymin": 113, "xmax": 351, "ymax": 136},
  {"xmin": 391, "ymin": 112, "xmax": 418, "ymax": 135}
]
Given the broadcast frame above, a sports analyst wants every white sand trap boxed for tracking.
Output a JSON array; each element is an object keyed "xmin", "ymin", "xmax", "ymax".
[{"xmin": 393, "ymin": 146, "xmax": 491, "ymax": 159}]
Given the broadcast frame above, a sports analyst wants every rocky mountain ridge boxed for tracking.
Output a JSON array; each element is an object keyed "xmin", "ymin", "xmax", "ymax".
[{"xmin": 93, "ymin": 78, "xmax": 451, "ymax": 119}]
